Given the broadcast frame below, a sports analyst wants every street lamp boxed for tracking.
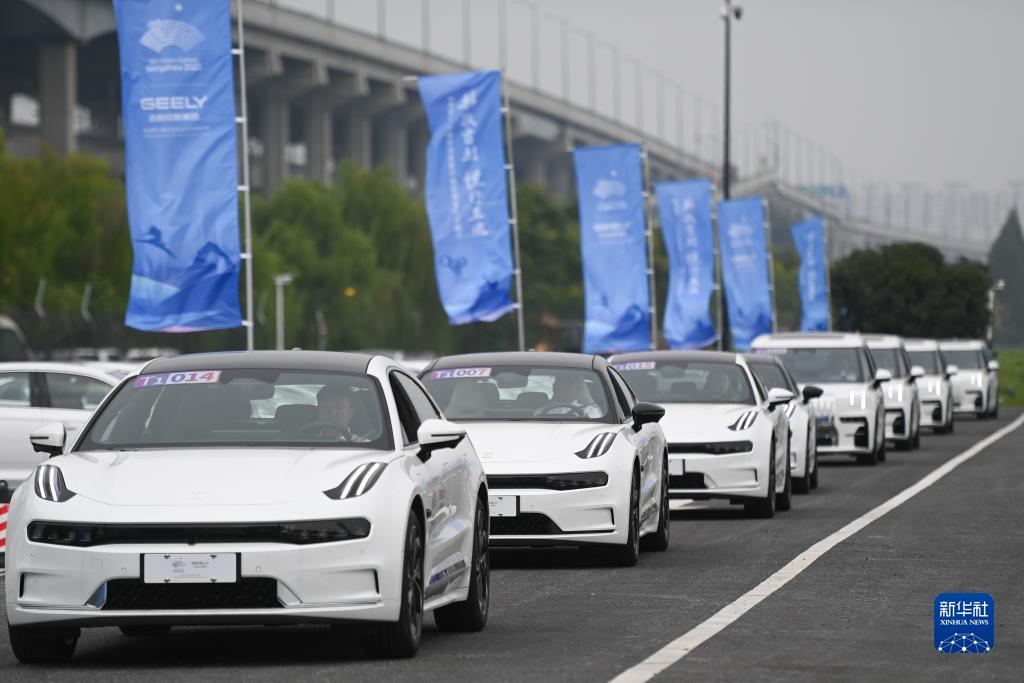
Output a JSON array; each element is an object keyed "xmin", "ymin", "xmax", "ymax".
[
  {"xmin": 987, "ymin": 278, "xmax": 1006, "ymax": 345},
  {"xmin": 721, "ymin": 0, "xmax": 742, "ymax": 199},
  {"xmin": 273, "ymin": 273, "xmax": 294, "ymax": 350}
]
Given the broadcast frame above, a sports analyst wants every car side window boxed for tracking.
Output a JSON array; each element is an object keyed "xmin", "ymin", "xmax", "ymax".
[
  {"xmin": 388, "ymin": 374, "xmax": 420, "ymax": 446},
  {"xmin": 0, "ymin": 372, "xmax": 32, "ymax": 407},
  {"xmin": 609, "ymin": 368, "xmax": 639, "ymax": 407},
  {"xmin": 751, "ymin": 373, "xmax": 767, "ymax": 402},
  {"xmin": 43, "ymin": 373, "xmax": 111, "ymax": 410},
  {"xmin": 860, "ymin": 348, "xmax": 876, "ymax": 377},
  {"xmin": 606, "ymin": 370, "xmax": 633, "ymax": 422},
  {"xmin": 395, "ymin": 372, "xmax": 441, "ymax": 424}
]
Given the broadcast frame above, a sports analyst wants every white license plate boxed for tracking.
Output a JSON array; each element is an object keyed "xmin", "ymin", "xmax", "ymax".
[
  {"xmin": 143, "ymin": 553, "xmax": 237, "ymax": 584},
  {"xmin": 489, "ymin": 495, "xmax": 518, "ymax": 517},
  {"xmin": 669, "ymin": 459, "xmax": 685, "ymax": 476}
]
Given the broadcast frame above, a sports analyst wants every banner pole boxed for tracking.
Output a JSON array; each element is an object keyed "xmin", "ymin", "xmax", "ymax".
[
  {"xmin": 763, "ymin": 198, "xmax": 777, "ymax": 332},
  {"xmin": 234, "ymin": 0, "xmax": 255, "ymax": 351},
  {"xmin": 824, "ymin": 217, "xmax": 833, "ymax": 331},
  {"xmin": 641, "ymin": 145, "xmax": 658, "ymax": 350},
  {"xmin": 712, "ymin": 183, "xmax": 723, "ymax": 350},
  {"xmin": 501, "ymin": 71, "xmax": 526, "ymax": 352}
]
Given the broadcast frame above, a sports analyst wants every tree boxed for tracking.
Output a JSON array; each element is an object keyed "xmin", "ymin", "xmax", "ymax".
[{"xmin": 988, "ymin": 209, "xmax": 1024, "ymax": 346}]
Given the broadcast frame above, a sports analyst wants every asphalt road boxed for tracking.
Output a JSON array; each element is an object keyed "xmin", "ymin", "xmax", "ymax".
[{"xmin": 2, "ymin": 410, "xmax": 1022, "ymax": 681}]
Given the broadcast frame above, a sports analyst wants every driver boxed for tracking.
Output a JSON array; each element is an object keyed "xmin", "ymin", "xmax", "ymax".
[
  {"xmin": 542, "ymin": 373, "xmax": 602, "ymax": 418},
  {"xmin": 704, "ymin": 368, "xmax": 734, "ymax": 401},
  {"xmin": 315, "ymin": 385, "xmax": 364, "ymax": 441}
]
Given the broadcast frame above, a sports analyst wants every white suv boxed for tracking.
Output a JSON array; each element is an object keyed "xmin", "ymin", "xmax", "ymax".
[
  {"xmin": 751, "ymin": 333, "xmax": 889, "ymax": 466},
  {"xmin": 864, "ymin": 335, "xmax": 922, "ymax": 450},
  {"xmin": 939, "ymin": 340, "xmax": 999, "ymax": 419},
  {"xmin": 904, "ymin": 339, "xmax": 956, "ymax": 433}
]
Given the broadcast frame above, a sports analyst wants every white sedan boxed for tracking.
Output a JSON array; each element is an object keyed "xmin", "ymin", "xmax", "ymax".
[
  {"xmin": 5, "ymin": 351, "xmax": 489, "ymax": 662},
  {"xmin": 864, "ymin": 335, "xmax": 922, "ymax": 450},
  {"xmin": 905, "ymin": 338, "xmax": 956, "ymax": 433},
  {"xmin": 940, "ymin": 340, "xmax": 999, "ymax": 419},
  {"xmin": 420, "ymin": 352, "xmax": 669, "ymax": 565},
  {"xmin": 0, "ymin": 362, "xmax": 121, "ymax": 498},
  {"xmin": 612, "ymin": 351, "xmax": 793, "ymax": 518}
]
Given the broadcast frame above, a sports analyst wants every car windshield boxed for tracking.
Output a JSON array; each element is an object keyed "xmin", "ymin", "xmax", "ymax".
[
  {"xmin": 771, "ymin": 347, "xmax": 871, "ymax": 384},
  {"xmin": 749, "ymin": 363, "xmax": 793, "ymax": 392},
  {"xmin": 615, "ymin": 360, "xmax": 755, "ymax": 405},
  {"xmin": 79, "ymin": 368, "xmax": 391, "ymax": 450},
  {"xmin": 941, "ymin": 349, "xmax": 985, "ymax": 370},
  {"xmin": 421, "ymin": 365, "xmax": 612, "ymax": 422},
  {"xmin": 868, "ymin": 347, "xmax": 907, "ymax": 378},
  {"xmin": 908, "ymin": 350, "xmax": 942, "ymax": 375}
]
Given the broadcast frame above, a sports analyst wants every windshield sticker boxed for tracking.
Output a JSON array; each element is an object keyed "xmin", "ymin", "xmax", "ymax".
[
  {"xmin": 133, "ymin": 370, "xmax": 222, "ymax": 388},
  {"xmin": 613, "ymin": 361, "xmax": 655, "ymax": 371},
  {"xmin": 428, "ymin": 367, "xmax": 492, "ymax": 380},
  {"xmin": 755, "ymin": 348, "xmax": 787, "ymax": 355}
]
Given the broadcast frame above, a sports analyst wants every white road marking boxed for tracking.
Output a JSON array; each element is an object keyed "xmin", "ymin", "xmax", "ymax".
[{"xmin": 612, "ymin": 413, "xmax": 1024, "ymax": 682}]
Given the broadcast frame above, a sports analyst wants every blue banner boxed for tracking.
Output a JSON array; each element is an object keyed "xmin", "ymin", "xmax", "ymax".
[
  {"xmin": 418, "ymin": 71, "xmax": 515, "ymax": 325},
  {"xmin": 717, "ymin": 197, "xmax": 773, "ymax": 350},
  {"xmin": 114, "ymin": 0, "xmax": 242, "ymax": 331},
  {"xmin": 574, "ymin": 144, "xmax": 651, "ymax": 353},
  {"xmin": 791, "ymin": 217, "xmax": 830, "ymax": 331},
  {"xmin": 655, "ymin": 179, "xmax": 717, "ymax": 349}
]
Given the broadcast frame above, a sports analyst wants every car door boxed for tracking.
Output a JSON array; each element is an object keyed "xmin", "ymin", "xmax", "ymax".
[
  {"xmin": 607, "ymin": 368, "xmax": 660, "ymax": 524},
  {"xmin": 389, "ymin": 370, "xmax": 472, "ymax": 598},
  {"xmin": 39, "ymin": 371, "xmax": 114, "ymax": 444},
  {"xmin": 0, "ymin": 371, "xmax": 47, "ymax": 488}
]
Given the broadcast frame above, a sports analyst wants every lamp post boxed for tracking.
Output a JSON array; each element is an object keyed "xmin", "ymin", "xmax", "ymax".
[
  {"xmin": 721, "ymin": 0, "xmax": 742, "ymax": 199},
  {"xmin": 987, "ymin": 278, "xmax": 1006, "ymax": 346},
  {"xmin": 273, "ymin": 273, "xmax": 293, "ymax": 350}
]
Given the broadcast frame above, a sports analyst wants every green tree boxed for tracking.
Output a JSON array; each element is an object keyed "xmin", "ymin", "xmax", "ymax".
[{"xmin": 988, "ymin": 209, "xmax": 1024, "ymax": 346}]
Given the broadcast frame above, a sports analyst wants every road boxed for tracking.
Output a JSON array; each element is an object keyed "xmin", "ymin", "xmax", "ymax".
[{"xmin": 2, "ymin": 410, "xmax": 1022, "ymax": 681}]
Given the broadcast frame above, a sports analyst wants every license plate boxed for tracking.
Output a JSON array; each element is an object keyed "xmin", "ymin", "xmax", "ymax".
[
  {"xmin": 489, "ymin": 495, "xmax": 518, "ymax": 517},
  {"xmin": 143, "ymin": 553, "xmax": 237, "ymax": 584},
  {"xmin": 669, "ymin": 459, "xmax": 685, "ymax": 476}
]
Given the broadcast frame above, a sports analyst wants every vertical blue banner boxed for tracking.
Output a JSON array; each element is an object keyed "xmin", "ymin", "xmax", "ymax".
[
  {"xmin": 418, "ymin": 70, "xmax": 515, "ymax": 325},
  {"xmin": 791, "ymin": 217, "xmax": 830, "ymax": 331},
  {"xmin": 574, "ymin": 144, "xmax": 651, "ymax": 353},
  {"xmin": 655, "ymin": 179, "xmax": 718, "ymax": 349},
  {"xmin": 717, "ymin": 197, "xmax": 773, "ymax": 351},
  {"xmin": 114, "ymin": 0, "xmax": 242, "ymax": 331}
]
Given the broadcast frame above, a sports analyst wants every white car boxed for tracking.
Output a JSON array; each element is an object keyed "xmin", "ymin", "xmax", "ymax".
[
  {"xmin": 751, "ymin": 333, "xmax": 889, "ymax": 466},
  {"xmin": 0, "ymin": 362, "xmax": 120, "ymax": 498},
  {"xmin": 612, "ymin": 351, "xmax": 793, "ymax": 518},
  {"xmin": 864, "ymin": 335, "xmax": 922, "ymax": 450},
  {"xmin": 420, "ymin": 352, "xmax": 669, "ymax": 565},
  {"xmin": 904, "ymin": 339, "xmax": 956, "ymax": 433},
  {"xmin": 744, "ymin": 353, "xmax": 823, "ymax": 494},
  {"xmin": 5, "ymin": 351, "xmax": 490, "ymax": 662},
  {"xmin": 939, "ymin": 340, "xmax": 999, "ymax": 419}
]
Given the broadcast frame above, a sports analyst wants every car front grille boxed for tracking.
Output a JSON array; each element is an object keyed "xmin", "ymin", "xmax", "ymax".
[
  {"xmin": 102, "ymin": 578, "xmax": 281, "ymax": 611},
  {"xmin": 490, "ymin": 513, "xmax": 562, "ymax": 535}
]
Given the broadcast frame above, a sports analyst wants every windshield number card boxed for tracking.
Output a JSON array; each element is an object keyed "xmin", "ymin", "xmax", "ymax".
[{"xmin": 134, "ymin": 371, "xmax": 222, "ymax": 388}]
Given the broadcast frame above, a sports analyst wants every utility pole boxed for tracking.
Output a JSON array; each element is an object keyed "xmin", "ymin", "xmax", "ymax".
[{"xmin": 719, "ymin": 0, "xmax": 742, "ymax": 350}]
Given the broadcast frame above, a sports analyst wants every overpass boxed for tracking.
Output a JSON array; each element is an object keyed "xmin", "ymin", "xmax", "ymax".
[{"xmin": 0, "ymin": 0, "xmax": 992, "ymax": 263}]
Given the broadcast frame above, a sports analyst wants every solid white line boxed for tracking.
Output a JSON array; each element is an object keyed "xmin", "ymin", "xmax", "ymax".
[{"xmin": 612, "ymin": 412, "xmax": 1024, "ymax": 683}]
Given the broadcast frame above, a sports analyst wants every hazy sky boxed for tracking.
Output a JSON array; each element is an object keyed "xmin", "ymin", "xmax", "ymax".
[{"xmin": 284, "ymin": 0, "xmax": 1024, "ymax": 194}]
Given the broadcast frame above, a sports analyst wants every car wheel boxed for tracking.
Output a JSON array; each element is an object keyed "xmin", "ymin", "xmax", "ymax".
[
  {"xmin": 8, "ymin": 622, "xmax": 79, "ymax": 663},
  {"xmin": 776, "ymin": 453, "xmax": 793, "ymax": 512},
  {"xmin": 119, "ymin": 625, "xmax": 171, "ymax": 637},
  {"xmin": 912, "ymin": 424, "xmax": 921, "ymax": 449},
  {"xmin": 609, "ymin": 468, "xmax": 641, "ymax": 566},
  {"xmin": 434, "ymin": 496, "xmax": 490, "ymax": 632},
  {"xmin": 369, "ymin": 509, "xmax": 424, "ymax": 658},
  {"xmin": 809, "ymin": 448, "xmax": 819, "ymax": 489},
  {"xmin": 793, "ymin": 432, "xmax": 811, "ymax": 494},
  {"xmin": 745, "ymin": 445, "xmax": 776, "ymax": 518},
  {"xmin": 640, "ymin": 454, "xmax": 670, "ymax": 552}
]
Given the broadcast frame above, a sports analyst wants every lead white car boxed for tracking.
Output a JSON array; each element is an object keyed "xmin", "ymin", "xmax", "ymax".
[
  {"xmin": 939, "ymin": 340, "xmax": 1000, "ymax": 419},
  {"xmin": 5, "ymin": 351, "xmax": 489, "ymax": 662},
  {"xmin": 905, "ymin": 339, "xmax": 956, "ymax": 433},
  {"xmin": 611, "ymin": 351, "xmax": 793, "ymax": 518},
  {"xmin": 864, "ymin": 335, "xmax": 922, "ymax": 450},
  {"xmin": 420, "ymin": 352, "xmax": 669, "ymax": 565},
  {"xmin": 751, "ymin": 333, "xmax": 889, "ymax": 466}
]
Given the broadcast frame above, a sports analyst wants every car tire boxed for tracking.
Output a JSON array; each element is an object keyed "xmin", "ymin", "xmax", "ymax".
[
  {"xmin": 794, "ymin": 432, "xmax": 811, "ymax": 494},
  {"xmin": 640, "ymin": 454, "xmax": 670, "ymax": 552},
  {"xmin": 776, "ymin": 455, "xmax": 793, "ymax": 512},
  {"xmin": 8, "ymin": 622, "xmax": 79, "ymax": 663},
  {"xmin": 119, "ymin": 625, "xmax": 171, "ymax": 637},
  {"xmin": 434, "ymin": 496, "xmax": 490, "ymax": 632},
  {"xmin": 745, "ymin": 446, "xmax": 776, "ymax": 518},
  {"xmin": 608, "ymin": 468, "xmax": 641, "ymax": 567},
  {"xmin": 858, "ymin": 419, "xmax": 881, "ymax": 466},
  {"xmin": 912, "ymin": 424, "xmax": 921, "ymax": 449},
  {"xmin": 369, "ymin": 509, "xmax": 424, "ymax": 658}
]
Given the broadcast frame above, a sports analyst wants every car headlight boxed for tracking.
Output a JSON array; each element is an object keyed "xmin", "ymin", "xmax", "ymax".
[
  {"xmin": 34, "ymin": 464, "xmax": 75, "ymax": 502},
  {"xmin": 324, "ymin": 462, "xmax": 387, "ymax": 500},
  {"xmin": 575, "ymin": 433, "xmax": 617, "ymax": 459}
]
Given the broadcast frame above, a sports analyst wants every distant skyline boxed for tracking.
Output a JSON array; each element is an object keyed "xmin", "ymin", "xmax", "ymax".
[{"xmin": 285, "ymin": 0, "xmax": 1024, "ymax": 198}]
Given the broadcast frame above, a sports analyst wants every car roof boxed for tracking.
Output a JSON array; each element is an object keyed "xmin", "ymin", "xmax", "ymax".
[
  {"xmin": 427, "ymin": 351, "xmax": 602, "ymax": 371},
  {"xmin": 903, "ymin": 338, "xmax": 939, "ymax": 351},
  {"xmin": 752, "ymin": 332, "xmax": 866, "ymax": 348},
  {"xmin": 142, "ymin": 350, "xmax": 376, "ymax": 375},
  {"xmin": 611, "ymin": 350, "xmax": 741, "ymax": 364},
  {"xmin": 938, "ymin": 339, "xmax": 987, "ymax": 351},
  {"xmin": 0, "ymin": 361, "xmax": 121, "ymax": 383},
  {"xmin": 862, "ymin": 334, "xmax": 904, "ymax": 348}
]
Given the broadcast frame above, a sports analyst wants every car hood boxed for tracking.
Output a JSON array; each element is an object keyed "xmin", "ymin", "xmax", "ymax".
[
  {"xmin": 459, "ymin": 421, "xmax": 619, "ymax": 466},
  {"xmin": 55, "ymin": 448, "xmax": 394, "ymax": 507},
  {"xmin": 658, "ymin": 403, "xmax": 760, "ymax": 442}
]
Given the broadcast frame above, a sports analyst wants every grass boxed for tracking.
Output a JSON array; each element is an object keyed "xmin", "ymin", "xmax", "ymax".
[{"xmin": 996, "ymin": 348, "xmax": 1024, "ymax": 405}]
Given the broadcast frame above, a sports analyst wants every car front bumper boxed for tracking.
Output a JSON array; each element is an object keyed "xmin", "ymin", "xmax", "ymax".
[
  {"xmin": 815, "ymin": 414, "xmax": 875, "ymax": 455},
  {"xmin": 666, "ymin": 450, "xmax": 767, "ymax": 502},
  {"xmin": 486, "ymin": 482, "xmax": 628, "ymax": 547}
]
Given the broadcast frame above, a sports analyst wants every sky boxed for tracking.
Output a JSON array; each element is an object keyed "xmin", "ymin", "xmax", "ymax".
[{"xmin": 279, "ymin": 0, "xmax": 1024, "ymax": 197}]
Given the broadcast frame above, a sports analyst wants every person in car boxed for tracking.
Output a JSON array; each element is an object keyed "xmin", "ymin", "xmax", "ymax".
[
  {"xmin": 544, "ymin": 373, "xmax": 603, "ymax": 418},
  {"xmin": 315, "ymin": 385, "xmax": 367, "ymax": 441}
]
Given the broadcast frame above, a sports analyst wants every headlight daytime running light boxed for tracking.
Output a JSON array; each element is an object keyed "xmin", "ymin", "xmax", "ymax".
[
  {"xmin": 34, "ymin": 464, "xmax": 75, "ymax": 503},
  {"xmin": 324, "ymin": 462, "xmax": 388, "ymax": 500}
]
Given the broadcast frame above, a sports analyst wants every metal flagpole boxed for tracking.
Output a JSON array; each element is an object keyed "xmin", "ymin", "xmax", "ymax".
[
  {"xmin": 712, "ymin": 183, "xmax": 724, "ymax": 350},
  {"xmin": 640, "ymin": 145, "xmax": 658, "ymax": 350},
  {"xmin": 501, "ymin": 72, "xmax": 526, "ymax": 352},
  {"xmin": 234, "ymin": 0, "xmax": 255, "ymax": 351},
  {"xmin": 824, "ymin": 217, "xmax": 833, "ymax": 331},
  {"xmin": 763, "ymin": 198, "xmax": 777, "ymax": 332}
]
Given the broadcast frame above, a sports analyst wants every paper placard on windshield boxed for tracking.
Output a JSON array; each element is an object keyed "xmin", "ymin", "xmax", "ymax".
[
  {"xmin": 429, "ymin": 368, "xmax": 492, "ymax": 380},
  {"xmin": 613, "ymin": 361, "xmax": 656, "ymax": 371},
  {"xmin": 134, "ymin": 370, "xmax": 222, "ymax": 389},
  {"xmin": 755, "ymin": 348, "xmax": 787, "ymax": 355}
]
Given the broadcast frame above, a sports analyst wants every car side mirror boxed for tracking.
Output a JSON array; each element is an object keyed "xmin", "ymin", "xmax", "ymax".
[
  {"xmin": 30, "ymin": 422, "xmax": 66, "ymax": 457},
  {"xmin": 801, "ymin": 385, "xmax": 824, "ymax": 403},
  {"xmin": 910, "ymin": 365, "xmax": 925, "ymax": 380},
  {"xmin": 873, "ymin": 369, "xmax": 893, "ymax": 387},
  {"xmin": 767, "ymin": 387, "xmax": 794, "ymax": 410},
  {"xmin": 631, "ymin": 402, "xmax": 665, "ymax": 431},
  {"xmin": 988, "ymin": 360, "xmax": 1000, "ymax": 372},
  {"xmin": 415, "ymin": 418, "xmax": 466, "ymax": 462},
  {"xmin": 945, "ymin": 364, "xmax": 959, "ymax": 377}
]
